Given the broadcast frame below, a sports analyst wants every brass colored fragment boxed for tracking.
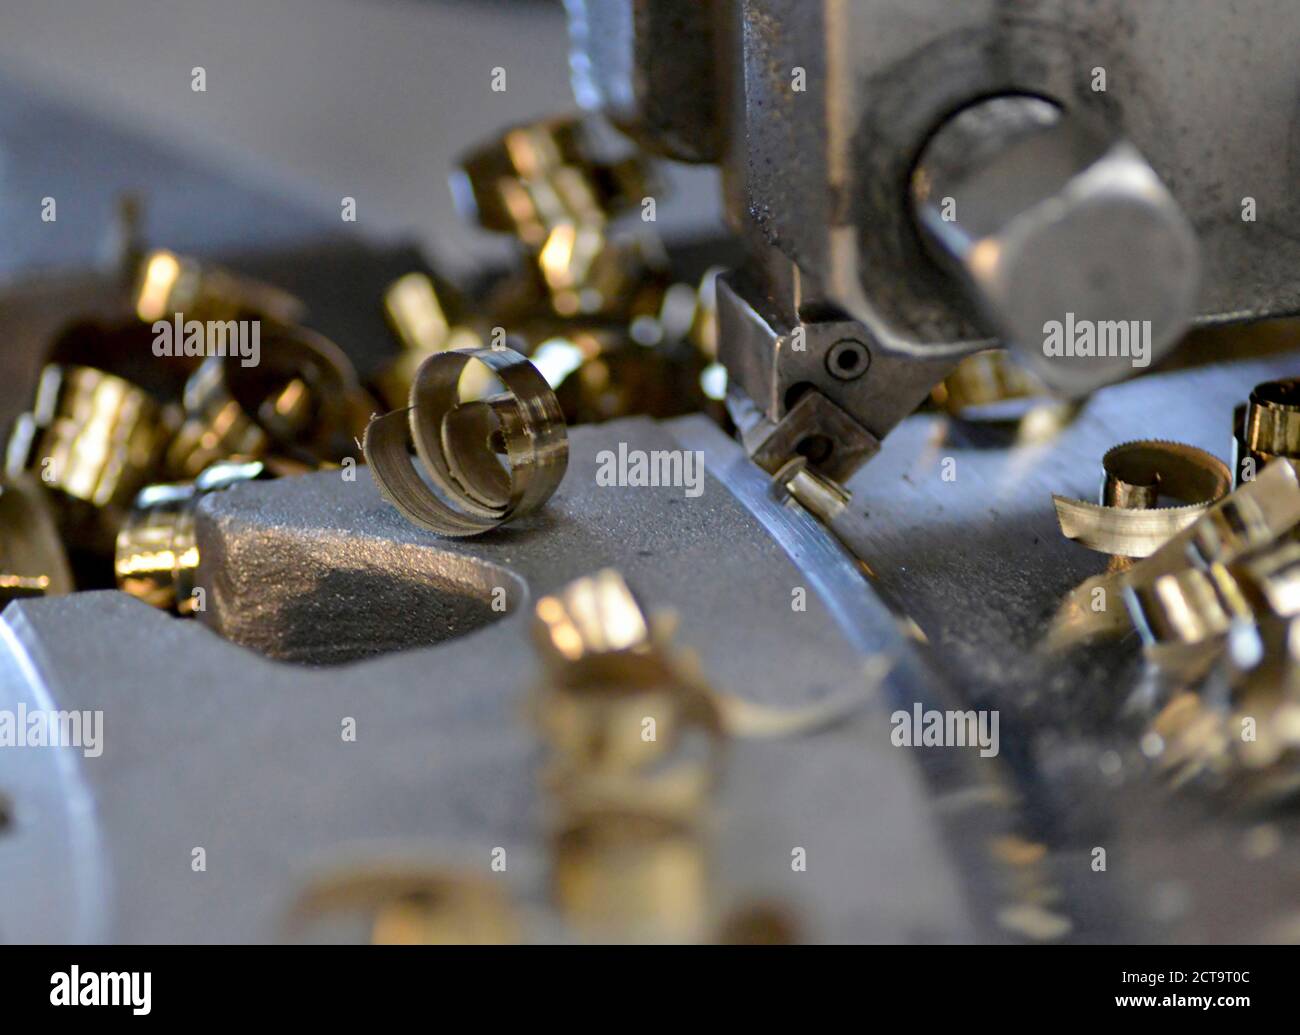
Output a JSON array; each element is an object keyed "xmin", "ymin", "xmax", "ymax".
[
  {"xmin": 134, "ymin": 249, "xmax": 305, "ymax": 325},
  {"xmin": 287, "ymin": 864, "xmax": 522, "ymax": 945},
  {"xmin": 1244, "ymin": 378, "xmax": 1300, "ymax": 459},
  {"xmin": 551, "ymin": 805, "xmax": 709, "ymax": 943},
  {"xmin": 1126, "ymin": 564, "xmax": 1248, "ymax": 645},
  {"xmin": 115, "ymin": 458, "xmax": 293, "ymax": 614},
  {"xmin": 931, "ymin": 348, "xmax": 1044, "ymax": 416},
  {"xmin": 5, "ymin": 363, "xmax": 172, "ymax": 514},
  {"xmin": 454, "ymin": 117, "xmax": 669, "ymax": 321},
  {"xmin": 165, "ymin": 325, "xmax": 369, "ymax": 478},
  {"xmin": 364, "ymin": 346, "xmax": 569, "ymax": 537},
  {"xmin": 1233, "ymin": 378, "xmax": 1300, "ymax": 486},
  {"xmin": 531, "ymin": 569, "xmax": 725, "ymax": 795},
  {"xmin": 772, "ymin": 456, "xmax": 850, "ymax": 525},
  {"xmin": 1123, "ymin": 459, "xmax": 1300, "ymax": 646},
  {"xmin": 1053, "ymin": 440, "xmax": 1230, "ymax": 558},
  {"xmin": 531, "ymin": 569, "xmax": 719, "ymax": 941},
  {"xmin": 1147, "ymin": 616, "xmax": 1300, "ymax": 805},
  {"xmin": 375, "ymin": 272, "xmax": 486, "ymax": 409},
  {"xmin": 529, "ymin": 570, "xmax": 878, "ymax": 941}
]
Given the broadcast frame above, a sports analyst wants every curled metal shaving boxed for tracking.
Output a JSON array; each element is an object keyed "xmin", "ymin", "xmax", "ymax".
[
  {"xmin": 530, "ymin": 569, "xmax": 880, "ymax": 941},
  {"xmin": 1244, "ymin": 378, "xmax": 1300, "ymax": 458},
  {"xmin": 1147, "ymin": 616, "xmax": 1300, "ymax": 806},
  {"xmin": 1053, "ymin": 439, "xmax": 1230, "ymax": 557},
  {"xmin": 1234, "ymin": 378, "xmax": 1300, "ymax": 486},
  {"xmin": 1122, "ymin": 459, "xmax": 1300, "ymax": 645},
  {"xmin": 364, "ymin": 346, "xmax": 568, "ymax": 537}
]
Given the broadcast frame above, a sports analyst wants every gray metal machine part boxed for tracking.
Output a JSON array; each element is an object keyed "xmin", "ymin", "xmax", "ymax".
[
  {"xmin": 6, "ymin": 354, "xmax": 1296, "ymax": 941},
  {"xmin": 568, "ymin": 0, "xmax": 1300, "ymax": 477},
  {"xmin": 0, "ymin": 419, "xmax": 1020, "ymax": 943},
  {"xmin": 2, "ymin": 0, "xmax": 1298, "ymax": 949}
]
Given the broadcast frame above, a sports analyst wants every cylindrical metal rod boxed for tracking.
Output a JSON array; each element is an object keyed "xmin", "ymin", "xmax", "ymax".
[{"xmin": 912, "ymin": 96, "xmax": 1201, "ymax": 395}]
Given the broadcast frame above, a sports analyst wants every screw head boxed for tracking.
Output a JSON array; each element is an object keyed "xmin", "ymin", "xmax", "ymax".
[{"xmin": 825, "ymin": 339, "xmax": 871, "ymax": 381}]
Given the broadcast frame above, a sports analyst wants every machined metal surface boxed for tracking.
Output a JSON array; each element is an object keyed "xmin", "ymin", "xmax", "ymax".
[
  {"xmin": 627, "ymin": 0, "xmax": 1300, "ymax": 482},
  {"xmin": 2, "ymin": 348, "xmax": 1296, "ymax": 943},
  {"xmin": 563, "ymin": 0, "xmax": 723, "ymax": 164},
  {"xmin": 0, "ymin": 419, "xmax": 1011, "ymax": 942},
  {"xmin": 824, "ymin": 352, "xmax": 1300, "ymax": 942},
  {"xmin": 732, "ymin": 0, "xmax": 1300, "ymax": 346},
  {"xmin": 912, "ymin": 96, "xmax": 1200, "ymax": 394},
  {"xmin": 3, "ymin": 3, "xmax": 1300, "ymax": 953},
  {"xmin": 10, "ymin": 346, "xmax": 1297, "ymax": 943}
]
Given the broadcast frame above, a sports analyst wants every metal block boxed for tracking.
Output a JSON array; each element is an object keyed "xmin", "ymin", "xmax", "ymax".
[{"xmin": 0, "ymin": 419, "xmax": 1012, "ymax": 942}]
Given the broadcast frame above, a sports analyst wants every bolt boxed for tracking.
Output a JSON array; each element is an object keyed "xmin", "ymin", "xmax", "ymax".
[
  {"xmin": 825, "ymin": 338, "xmax": 871, "ymax": 381},
  {"xmin": 912, "ymin": 95, "xmax": 1200, "ymax": 396}
]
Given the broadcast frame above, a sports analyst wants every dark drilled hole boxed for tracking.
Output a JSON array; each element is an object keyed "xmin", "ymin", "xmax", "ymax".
[
  {"xmin": 795, "ymin": 435, "xmax": 834, "ymax": 465},
  {"xmin": 783, "ymin": 381, "xmax": 815, "ymax": 413}
]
